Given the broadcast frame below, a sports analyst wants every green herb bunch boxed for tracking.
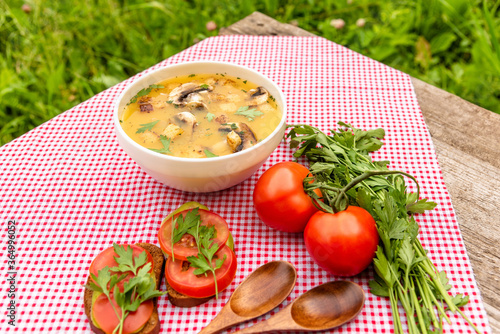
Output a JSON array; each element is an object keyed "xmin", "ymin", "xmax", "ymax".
[
  {"xmin": 170, "ymin": 208, "xmax": 227, "ymax": 298},
  {"xmin": 287, "ymin": 123, "xmax": 481, "ymax": 334},
  {"xmin": 85, "ymin": 244, "xmax": 166, "ymax": 334}
]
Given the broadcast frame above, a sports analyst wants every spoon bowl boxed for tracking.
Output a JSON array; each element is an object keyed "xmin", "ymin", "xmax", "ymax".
[
  {"xmin": 230, "ymin": 261, "xmax": 297, "ymax": 318},
  {"xmin": 230, "ymin": 281, "xmax": 365, "ymax": 334},
  {"xmin": 290, "ymin": 281, "xmax": 365, "ymax": 330},
  {"xmin": 198, "ymin": 261, "xmax": 297, "ymax": 334}
]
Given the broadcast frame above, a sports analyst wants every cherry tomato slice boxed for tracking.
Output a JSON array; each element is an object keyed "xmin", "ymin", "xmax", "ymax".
[
  {"xmin": 158, "ymin": 209, "xmax": 230, "ymax": 261},
  {"xmin": 92, "ymin": 293, "xmax": 153, "ymax": 334},
  {"xmin": 89, "ymin": 244, "xmax": 154, "ymax": 287},
  {"xmin": 165, "ymin": 245, "xmax": 237, "ymax": 298}
]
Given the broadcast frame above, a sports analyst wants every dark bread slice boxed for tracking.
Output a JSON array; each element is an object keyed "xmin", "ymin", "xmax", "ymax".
[
  {"xmin": 165, "ymin": 280, "xmax": 213, "ymax": 307},
  {"xmin": 84, "ymin": 243, "xmax": 165, "ymax": 334}
]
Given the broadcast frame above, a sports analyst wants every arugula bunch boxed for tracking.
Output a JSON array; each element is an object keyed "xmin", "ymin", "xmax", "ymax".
[
  {"xmin": 287, "ymin": 123, "xmax": 481, "ymax": 334},
  {"xmin": 85, "ymin": 244, "xmax": 166, "ymax": 334},
  {"xmin": 170, "ymin": 208, "xmax": 227, "ymax": 298}
]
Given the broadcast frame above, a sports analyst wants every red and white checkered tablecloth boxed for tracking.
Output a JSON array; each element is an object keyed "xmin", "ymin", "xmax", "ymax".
[{"xmin": 0, "ymin": 35, "xmax": 491, "ymax": 333}]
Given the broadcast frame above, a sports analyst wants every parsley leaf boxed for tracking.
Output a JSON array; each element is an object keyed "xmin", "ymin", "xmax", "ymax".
[
  {"xmin": 136, "ymin": 120, "xmax": 159, "ymax": 134},
  {"xmin": 110, "ymin": 244, "xmax": 147, "ymax": 276},
  {"xmin": 149, "ymin": 135, "xmax": 172, "ymax": 154},
  {"xmin": 204, "ymin": 150, "xmax": 218, "ymax": 158},
  {"xmin": 406, "ymin": 198, "xmax": 437, "ymax": 214},
  {"xmin": 84, "ymin": 247, "xmax": 166, "ymax": 334},
  {"xmin": 128, "ymin": 84, "xmax": 164, "ymax": 105},
  {"xmin": 222, "ymin": 123, "xmax": 238, "ymax": 130},
  {"xmin": 186, "ymin": 224, "xmax": 227, "ymax": 298},
  {"xmin": 170, "ymin": 208, "xmax": 201, "ymax": 260},
  {"xmin": 214, "ymin": 255, "xmax": 226, "ymax": 270},
  {"xmin": 172, "ymin": 209, "xmax": 201, "ymax": 243},
  {"xmin": 235, "ymin": 106, "xmax": 263, "ymax": 121},
  {"xmin": 87, "ymin": 267, "xmax": 111, "ymax": 295},
  {"xmin": 450, "ymin": 294, "xmax": 470, "ymax": 308},
  {"xmin": 206, "ymin": 112, "xmax": 215, "ymax": 122},
  {"xmin": 398, "ymin": 238, "xmax": 416, "ymax": 272},
  {"xmin": 368, "ymin": 277, "xmax": 390, "ymax": 297},
  {"xmin": 187, "ymin": 254, "xmax": 212, "ymax": 276},
  {"xmin": 200, "ymin": 84, "xmax": 210, "ymax": 89},
  {"xmin": 171, "ymin": 207, "xmax": 227, "ymax": 299}
]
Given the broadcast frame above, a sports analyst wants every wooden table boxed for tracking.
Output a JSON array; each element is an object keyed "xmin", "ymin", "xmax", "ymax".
[{"xmin": 221, "ymin": 12, "xmax": 500, "ymax": 332}]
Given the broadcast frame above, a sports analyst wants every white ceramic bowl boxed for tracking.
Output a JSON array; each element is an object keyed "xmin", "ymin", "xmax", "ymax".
[{"xmin": 114, "ymin": 61, "xmax": 287, "ymax": 192}]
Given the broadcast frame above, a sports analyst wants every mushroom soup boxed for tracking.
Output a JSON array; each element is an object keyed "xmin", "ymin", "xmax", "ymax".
[{"xmin": 119, "ymin": 73, "xmax": 282, "ymax": 158}]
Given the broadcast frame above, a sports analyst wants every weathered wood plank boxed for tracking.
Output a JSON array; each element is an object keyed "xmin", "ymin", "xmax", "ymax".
[
  {"xmin": 220, "ymin": 12, "xmax": 315, "ymax": 37},
  {"xmin": 434, "ymin": 141, "xmax": 500, "ymax": 331},
  {"xmin": 411, "ymin": 77, "xmax": 500, "ymax": 169},
  {"xmin": 221, "ymin": 11, "xmax": 500, "ymax": 333}
]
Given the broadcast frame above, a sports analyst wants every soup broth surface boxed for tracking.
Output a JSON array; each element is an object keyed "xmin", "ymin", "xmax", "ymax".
[{"xmin": 120, "ymin": 73, "xmax": 282, "ymax": 158}]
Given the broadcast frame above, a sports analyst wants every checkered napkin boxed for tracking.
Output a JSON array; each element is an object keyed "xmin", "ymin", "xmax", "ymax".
[{"xmin": 0, "ymin": 36, "xmax": 491, "ymax": 333}]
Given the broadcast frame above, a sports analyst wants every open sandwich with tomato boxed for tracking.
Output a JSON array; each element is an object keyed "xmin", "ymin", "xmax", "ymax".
[
  {"xmin": 158, "ymin": 202, "xmax": 237, "ymax": 307},
  {"xmin": 84, "ymin": 243, "xmax": 166, "ymax": 334}
]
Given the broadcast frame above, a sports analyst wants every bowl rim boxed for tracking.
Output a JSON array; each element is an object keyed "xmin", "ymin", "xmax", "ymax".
[{"xmin": 113, "ymin": 60, "xmax": 287, "ymax": 163}]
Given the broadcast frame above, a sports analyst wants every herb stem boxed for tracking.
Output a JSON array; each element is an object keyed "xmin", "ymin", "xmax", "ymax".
[
  {"xmin": 414, "ymin": 242, "xmax": 457, "ymax": 314},
  {"xmin": 362, "ymin": 180, "xmax": 379, "ymax": 197},
  {"xmin": 115, "ymin": 308, "xmax": 128, "ymax": 334},
  {"xmin": 329, "ymin": 138, "xmax": 373, "ymax": 164},
  {"xmin": 410, "ymin": 278, "xmax": 428, "ymax": 334},
  {"xmin": 170, "ymin": 216, "xmax": 176, "ymax": 261},
  {"xmin": 457, "ymin": 308, "xmax": 483, "ymax": 334},
  {"xmin": 396, "ymin": 286, "xmax": 417, "ymax": 333},
  {"xmin": 341, "ymin": 170, "xmax": 420, "ymax": 199},
  {"xmin": 415, "ymin": 273, "xmax": 441, "ymax": 329},
  {"xmin": 417, "ymin": 266, "xmax": 452, "ymax": 324},
  {"xmin": 317, "ymin": 169, "xmax": 421, "ymax": 212},
  {"xmin": 106, "ymin": 294, "xmax": 122, "ymax": 332},
  {"xmin": 195, "ymin": 222, "xmax": 202, "ymax": 255},
  {"xmin": 389, "ymin": 289, "xmax": 403, "ymax": 334},
  {"xmin": 211, "ymin": 269, "xmax": 219, "ymax": 299}
]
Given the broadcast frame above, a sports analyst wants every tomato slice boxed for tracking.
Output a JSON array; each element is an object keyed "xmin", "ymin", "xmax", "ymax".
[
  {"xmin": 89, "ymin": 244, "xmax": 154, "ymax": 286},
  {"xmin": 158, "ymin": 209, "xmax": 230, "ymax": 261},
  {"xmin": 93, "ymin": 293, "xmax": 153, "ymax": 334},
  {"xmin": 165, "ymin": 245, "xmax": 237, "ymax": 298}
]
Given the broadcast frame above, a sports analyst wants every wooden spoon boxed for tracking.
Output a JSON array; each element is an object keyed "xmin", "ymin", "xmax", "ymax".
[
  {"xmin": 229, "ymin": 281, "xmax": 365, "ymax": 333},
  {"xmin": 198, "ymin": 261, "xmax": 297, "ymax": 334}
]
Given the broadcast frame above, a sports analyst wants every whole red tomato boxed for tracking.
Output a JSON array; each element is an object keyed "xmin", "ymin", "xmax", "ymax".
[
  {"xmin": 304, "ymin": 206, "xmax": 379, "ymax": 276},
  {"xmin": 253, "ymin": 162, "xmax": 321, "ymax": 233}
]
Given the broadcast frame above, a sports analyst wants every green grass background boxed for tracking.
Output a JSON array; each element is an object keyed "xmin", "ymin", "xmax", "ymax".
[{"xmin": 1, "ymin": 0, "xmax": 499, "ymax": 145}]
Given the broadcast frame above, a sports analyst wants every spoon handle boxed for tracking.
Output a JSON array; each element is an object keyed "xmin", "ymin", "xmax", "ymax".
[
  {"xmin": 228, "ymin": 304, "xmax": 302, "ymax": 334},
  {"xmin": 198, "ymin": 307, "xmax": 247, "ymax": 334}
]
